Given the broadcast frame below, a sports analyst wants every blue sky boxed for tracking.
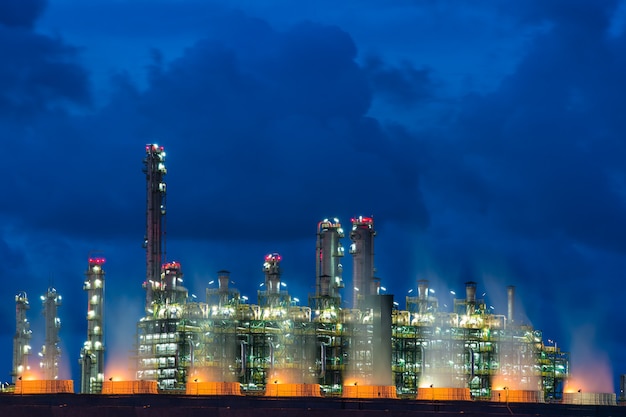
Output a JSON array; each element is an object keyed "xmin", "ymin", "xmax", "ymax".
[{"xmin": 1, "ymin": 0, "xmax": 626, "ymax": 392}]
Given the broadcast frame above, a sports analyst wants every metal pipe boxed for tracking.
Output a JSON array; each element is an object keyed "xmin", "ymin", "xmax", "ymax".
[
  {"xmin": 507, "ymin": 286, "xmax": 515, "ymax": 325},
  {"xmin": 318, "ymin": 342, "xmax": 326, "ymax": 379},
  {"xmin": 468, "ymin": 347, "xmax": 475, "ymax": 380},
  {"xmin": 420, "ymin": 343, "xmax": 425, "ymax": 376},
  {"xmin": 188, "ymin": 339, "xmax": 194, "ymax": 378},
  {"xmin": 239, "ymin": 341, "xmax": 247, "ymax": 377}
]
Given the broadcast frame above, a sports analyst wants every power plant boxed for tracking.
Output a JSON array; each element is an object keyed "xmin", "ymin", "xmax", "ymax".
[{"xmin": 5, "ymin": 144, "xmax": 623, "ymax": 414}]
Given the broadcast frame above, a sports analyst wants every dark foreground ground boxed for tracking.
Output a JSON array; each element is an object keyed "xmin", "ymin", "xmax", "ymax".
[{"xmin": 0, "ymin": 394, "xmax": 623, "ymax": 417}]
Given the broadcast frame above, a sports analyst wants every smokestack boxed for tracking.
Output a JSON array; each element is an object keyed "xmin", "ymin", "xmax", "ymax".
[
  {"xmin": 465, "ymin": 281, "xmax": 476, "ymax": 303},
  {"xmin": 218, "ymin": 270, "xmax": 230, "ymax": 291},
  {"xmin": 417, "ymin": 280, "xmax": 429, "ymax": 300},
  {"xmin": 507, "ymin": 285, "xmax": 515, "ymax": 325}
]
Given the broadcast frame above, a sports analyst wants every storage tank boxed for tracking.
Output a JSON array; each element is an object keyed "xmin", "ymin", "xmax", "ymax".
[
  {"xmin": 265, "ymin": 383, "xmax": 321, "ymax": 397},
  {"xmin": 417, "ymin": 387, "xmax": 471, "ymax": 401},
  {"xmin": 490, "ymin": 389, "xmax": 544, "ymax": 403},
  {"xmin": 562, "ymin": 391, "xmax": 616, "ymax": 405},
  {"xmin": 342, "ymin": 383, "xmax": 397, "ymax": 399},
  {"xmin": 15, "ymin": 379, "xmax": 74, "ymax": 394},
  {"xmin": 102, "ymin": 380, "xmax": 158, "ymax": 394},
  {"xmin": 185, "ymin": 381, "xmax": 242, "ymax": 396}
]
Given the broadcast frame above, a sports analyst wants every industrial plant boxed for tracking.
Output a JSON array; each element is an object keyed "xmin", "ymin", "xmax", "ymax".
[{"xmin": 7, "ymin": 144, "xmax": 622, "ymax": 411}]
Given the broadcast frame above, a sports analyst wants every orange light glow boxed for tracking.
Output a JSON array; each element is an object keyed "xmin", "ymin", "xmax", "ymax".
[
  {"xmin": 102, "ymin": 380, "xmax": 158, "ymax": 395},
  {"xmin": 15, "ymin": 379, "xmax": 74, "ymax": 394},
  {"xmin": 20, "ymin": 369, "xmax": 44, "ymax": 381},
  {"xmin": 342, "ymin": 384, "xmax": 397, "ymax": 399},
  {"xmin": 104, "ymin": 366, "xmax": 134, "ymax": 381},
  {"xmin": 185, "ymin": 381, "xmax": 242, "ymax": 396},
  {"xmin": 564, "ymin": 365, "xmax": 614, "ymax": 393}
]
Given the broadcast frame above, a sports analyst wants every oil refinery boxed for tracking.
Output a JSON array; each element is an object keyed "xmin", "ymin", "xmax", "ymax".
[{"xmin": 5, "ymin": 144, "xmax": 623, "ymax": 416}]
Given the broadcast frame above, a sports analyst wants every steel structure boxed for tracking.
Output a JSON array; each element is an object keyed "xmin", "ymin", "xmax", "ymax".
[
  {"xmin": 143, "ymin": 143, "xmax": 167, "ymax": 314},
  {"xmin": 40, "ymin": 288, "xmax": 62, "ymax": 380},
  {"xmin": 349, "ymin": 216, "xmax": 377, "ymax": 309},
  {"xmin": 12, "ymin": 292, "xmax": 31, "ymax": 383},
  {"xmin": 79, "ymin": 256, "xmax": 106, "ymax": 393}
]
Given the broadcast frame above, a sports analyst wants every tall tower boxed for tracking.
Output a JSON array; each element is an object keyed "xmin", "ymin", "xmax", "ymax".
[
  {"xmin": 349, "ymin": 216, "xmax": 377, "ymax": 309},
  {"xmin": 143, "ymin": 144, "xmax": 167, "ymax": 313},
  {"xmin": 80, "ymin": 256, "xmax": 106, "ymax": 393},
  {"xmin": 311, "ymin": 218, "xmax": 345, "ymax": 311},
  {"xmin": 12, "ymin": 292, "xmax": 31, "ymax": 383},
  {"xmin": 40, "ymin": 288, "xmax": 62, "ymax": 380}
]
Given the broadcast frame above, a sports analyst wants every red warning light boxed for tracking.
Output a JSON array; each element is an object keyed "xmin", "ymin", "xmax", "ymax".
[
  {"xmin": 351, "ymin": 216, "xmax": 373, "ymax": 225},
  {"xmin": 162, "ymin": 261, "xmax": 181, "ymax": 270},
  {"xmin": 265, "ymin": 253, "xmax": 282, "ymax": 262},
  {"xmin": 88, "ymin": 258, "xmax": 106, "ymax": 265}
]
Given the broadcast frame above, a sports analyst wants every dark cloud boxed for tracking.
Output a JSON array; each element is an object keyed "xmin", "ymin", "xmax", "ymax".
[
  {"xmin": 440, "ymin": 5, "xmax": 626, "ymax": 253},
  {"xmin": 3, "ymin": 0, "xmax": 626, "ymax": 392},
  {"xmin": 0, "ymin": 27, "xmax": 90, "ymax": 117},
  {"xmin": 0, "ymin": 0, "xmax": 46, "ymax": 28},
  {"xmin": 364, "ymin": 56, "xmax": 434, "ymax": 107},
  {"xmin": 116, "ymin": 16, "xmax": 429, "ymax": 242}
]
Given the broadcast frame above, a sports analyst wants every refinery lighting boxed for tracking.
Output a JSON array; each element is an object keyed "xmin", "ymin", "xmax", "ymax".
[{"xmin": 7, "ymin": 144, "xmax": 576, "ymax": 403}]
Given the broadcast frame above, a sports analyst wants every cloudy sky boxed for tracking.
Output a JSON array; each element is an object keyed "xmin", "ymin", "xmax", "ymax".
[{"xmin": 1, "ymin": 0, "xmax": 626, "ymax": 392}]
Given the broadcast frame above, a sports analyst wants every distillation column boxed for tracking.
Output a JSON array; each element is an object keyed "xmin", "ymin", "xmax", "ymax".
[
  {"xmin": 143, "ymin": 144, "xmax": 167, "ymax": 314},
  {"xmin": 80, "ymin": 256, "xmax": 106, "ymax": 393},
  {"xmin": 349, "ymin": 216, "xmax": 376, "ymax": 309},
  {"xmin": 12, "ymin": 292, "xmax": 31, "ymax": 383},
  {"xmin": 312, "ymin": 218, "xmax": 345, "ymax": 311},
  {"xmin": 40, "ymin": 288, "xmax": 62, "ymax": 380}
]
